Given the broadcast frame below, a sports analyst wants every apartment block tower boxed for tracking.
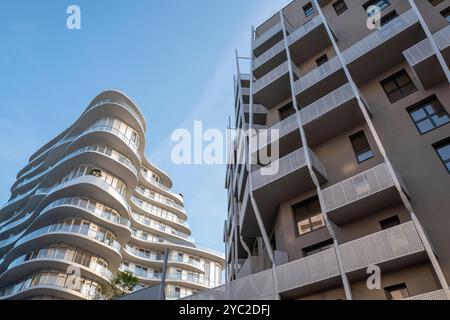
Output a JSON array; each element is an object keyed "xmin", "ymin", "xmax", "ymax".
[
  {"xmin": 0, "ymin": 90, "xmax": 224, "ymax": 300},
  {"xmin": 188, "ymin": 0, "xmax": 450, "ymax": 300}
]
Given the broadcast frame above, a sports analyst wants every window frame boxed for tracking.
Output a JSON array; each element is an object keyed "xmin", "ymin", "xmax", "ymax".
[
  {"xmin": 333, "ymin": 0, "xmax": 348, "ymax": 16},
  {"xmin": 434, "ymin": 138, "xmax": 450, "ymax": 174},
  {"xmin": 292, "ymin": 197, "xmax": 325, "ymax": 237},
  {"xmin": 349, "ymin": 130, "xmax": 375, "ymax": 164},
  {"xmin": 407, "ymin": 96, "xmax": 450, "ymax": 135},
  {"xmin": 441, "ymin": 7, "xmax": 450, "ymax": 23},
  {"xmin": 363, "ymin": 0, "xmax": 391, "ymax": 17},
  {"xmin": 303, "ymin": 2, "xmax": 315, "ymax": 18},
  {"xmin": 315, "ymin": 54, "xmax": 329, "ymax": 67},
  {"xmin": 429, "ymin": 0, "xmax": 444, "ymax": 6},
  {"xmin": 380, "ymin": 69, "xmax": 417, "ymax": 103},
  {"xmin": 385, "ymin": 283, "xmax": 410, "ymax": 300},
  {"xmin": 379, "ymin": 216, "xmax": 401, "ymax": 230}
]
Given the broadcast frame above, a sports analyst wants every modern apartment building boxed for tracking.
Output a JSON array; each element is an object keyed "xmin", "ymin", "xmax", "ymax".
[
  {"xmin": 188, "ymin": 0, "xmax": 450, "ymax": 300},
  {"xmin": 0, "ymin": 90, "xmax": 224, "ymax": 300}
]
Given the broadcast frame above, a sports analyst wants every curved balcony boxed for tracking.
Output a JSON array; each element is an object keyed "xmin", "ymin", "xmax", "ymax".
[
  {"xmin": 140, "ymin": 171, "xmax": 184, "ymax": 205},
  {"xmin": 120, "ymin": 266, "xmax": 161, "ymax": 283},
  {"xmin": 123, "ymin": 245, "xmax": 164, "ymax": 265},
  {"xmin": 166, "ymin": 273, "xmax": 212, "ymax": 290},
  {"xmin": 11, "ymin": 222, "xmax": 122, "ymax": 267},
  {"xmin": 0, "ymin": 212, "xmax": 33, "ymax": 235},
  {"xmin": 131, "ymin": 212, "xmax": 194, "ymax": 244},
  {"xmin": 35, "ymin": 197, "xmax": 131, "ymax": 242},
  {"xmin": 13, "ymin": 145, "xmax": 137, "ymax": 194},
  {"xmin": 36, "ymin": 174, "xmax": 129, "ymax": 219},
  {"xmin": 168, "ymin": 255, "xmax": 204, "ymax": 273},
  {"xmin": 0, "ymin": 271, "xmax": 103, "ymax": 300},
  {"xmin": 131, "ymin": 196, "xmax": 189, "ymax": 231},
  {"xmin": 135, "ymin": 186, "xmax": 187, "ymax": 219},
  {"xmin": 0, "ymin": 246, "xmax": 113, "ymax": 284}
]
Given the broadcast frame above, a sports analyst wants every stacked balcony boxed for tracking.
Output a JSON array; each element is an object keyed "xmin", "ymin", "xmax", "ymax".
[
  {"xmin": 342, "ymin": 9, "xmax": 423, "ymax": 84},
  {"xmin": 403, "ymin": 24, "xmax": 450, "ymax": 89},
  {"xmin": 253, "ymin": 21, "xmax": 284, "ymax": 57},
  {"xmin": 322, "ymin": 163, "xmax": 402, "ymax": 224}
]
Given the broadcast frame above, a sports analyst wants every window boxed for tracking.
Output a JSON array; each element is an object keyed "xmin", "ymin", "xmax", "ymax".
[
  {"xmin": 380, "ymin": 10, "xmax": 398, "ymax": 26},
  {"xmin": 434, "ymin": 138, "xmax": 450, "ymax": 173},
  {"xmin": 278, "ymin": 102, "xmax": 296, "ymax": 121},
  {"xmin": 429, "ymin": 0, "xmax": 444, "ymax": 6},
  {"xmin": 303, "ymin": 2, "xmax": 315, "ymax": 17},
  {"xmin": 315, "ymin": 54, "xmax": 329, "ymax": 67},
  {"xmin": 441, "ymin": 7, "xmax": 450, "ymax": 23},
  {"xmin": 303, "ymin": 239, "xmax": 334, "ymax": 256},
  {"xmin": 363, "ymin": 0, "xmax": 391, "ymax": 16},
  {"xmin": 385, "ymin": 283, "xmax": 410, "ymax": 300},
  {"xmin": 379, "ymin": 216, "xmax": 401, "ymax": 230},
  {"xmin": 408, "ymin": 97, "xmax": 450, "ymax": 134},
  {"xmin": 381, "ymin": 70, "xmax": 417, "ymax": 103},
  {"xmin": 350, "ymin": 131, "xmax": 374, "ymax": 163},
  {"xmin": 293, "ymin": 197, "xmax": 325, "ymax": 236},
  {"xmin": 333, "ymin": 0, "xmax": 348, "ymax": 15}
]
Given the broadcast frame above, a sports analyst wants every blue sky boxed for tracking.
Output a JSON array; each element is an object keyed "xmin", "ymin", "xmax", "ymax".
[{"xmin": 0, "ymin": 0, "xmax": 290, "ymax": 252}]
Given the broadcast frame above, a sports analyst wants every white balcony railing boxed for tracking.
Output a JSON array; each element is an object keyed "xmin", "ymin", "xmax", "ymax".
[
  {"xmin": 342, "ymin": 9, "xmax": 418, "ymax": 64},
  {"xmin": 322, "ymin": 163, "xmax": 395, "ymax": 213},
  {"xmin": 276, "ymin": 247, "xmax": 340, "ymax": 291},
  {"xmin": 300, "ymin": 82, "xmax": 355, "ymax": 125},
  {"xmin": 295, "ymin": 56, "xmax": 342, "ymax": 94},
  {"xmin": 253, "ymin": 61, "xmax": 290, "ymax": 94},
  {"xmin": 254, "ymin": 22, "xmax": 283, "ymax": 49},
  {"xmin": 253, "ymin": 40, "xmax": 286, "ymax": 70},
  {"xmin": 404, "ymin": 289, "xmax": 447, "ymax": 300},
  {"xmin": 403, "ymin": 38, "xmax": 434, "ymax": 66},
  {"xmin": 252, "ymin": 147, "xmax": 326, "ymax": 190},
  {"xmin": 287, "ymin": 15, "xmax": 323, "ymax": 45},
  {"xmin": 340, "ymin": 221, "xmax": 424, "ymax": 273},
  {"xmin": 434, "ymin": 25, "xmax": 450, "ymax": 51}
]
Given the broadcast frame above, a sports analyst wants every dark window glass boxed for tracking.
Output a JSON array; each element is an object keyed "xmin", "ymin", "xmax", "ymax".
[
  {"xmin": 381, "ymin": 70, "xmax": 417, "ymax": 103},
  {"xmin": 278, "ymin": 102, "xmax": 296, "ymax": 121},
  {"xmin": 379, "ymin": 216, "xmax": 401, "ymax": 230},
  {"xmin": 333, "ymin": 0, "xmax": 348, "ymax": 15},
  {"xmin": 385, "ymin": 283, "xmax": 410, "ymax": 300},
  {"xmin": 408, "ymin": 97, "xmax": 449, "ymax": 134},
  {"xmin": 315, "ymin": 54, "xmax": 329, "ymax": 67},
  {"xmin": 363, "ymin": 0, "xmax": 391, "ymax": 16},
  {"xmin": 429, "ymin": 0, "xmax": 444, "ymax": 6},
  {"xmin": 380, "ymin": 10, "xmax": 398, "ymax": 26},
  {"xmin": 434, "ymin": 138, "xmax": 450, "ymax": 173},
  {"xmin": 441, "ymin": 7, "xmax": 450, "ymax": 23},
  {"xmin": 303, "ymin": 2, "xmax": 315, "ymax": 17},
  {"xmin": 303, "ymin": 239, "xmax": 334, "ymax": 256},
  {"xmin": 350, "ymin": 131, "xmax": 374, "ymax": 163},
  {"xmin": 293, "ymin": 197, "xmax": 324, "ymax": 236}
]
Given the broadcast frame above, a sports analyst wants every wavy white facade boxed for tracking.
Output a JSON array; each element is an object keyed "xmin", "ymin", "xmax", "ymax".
[{"xmin": 0, "ymin": 90, "xmax": 224, "ymax": 300}]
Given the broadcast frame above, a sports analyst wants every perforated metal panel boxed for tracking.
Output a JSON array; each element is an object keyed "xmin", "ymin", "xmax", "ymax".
[
  {"xmin": 342, "ymin": 9, "xmax": 418, "ymax": 64},
  {"xmin": 253, "ymin": 61, "xmax": 290, "ymax": 93},
  {"xmin": 287, "ymin": 15, "xmax": 323, "ymax": 45},
  {"xmin": 254, "ymin": 22, "xmax": 283, "ymax": 49},
  {"xmin": 254, "ymin": 40, "xmax": 286, "ymax": 69},
  {"xmin": 340, "ymin": 221, "xmax": 425, "ymax": 273},
  {"xmin": 183, "ymin": 268, "xmax": 276, "ymax": 300},
  {"xmin": 276, "ymin": 248, "xmax": 340, "ymax": 292},
  {"xmin": 295, "ymin": 56, "xmax": 342, "ymax": 93},
  {"xmin": 403, "ymin": 38, "xmax": 434, "ymax": 66},
  {"xmin": 322, "ymin": 163, "xmax": 394, "ymax": 212},
  {"xmin": 434, "ymin": 25, "xmax": 450, "ymax": 51},
  {"xmin": 300, "ymin": 83, "xmax": 355, "ymax": 125},
  {"xmin": 404, "ymin": 289, "xmax": 447, "ymax": 300}
]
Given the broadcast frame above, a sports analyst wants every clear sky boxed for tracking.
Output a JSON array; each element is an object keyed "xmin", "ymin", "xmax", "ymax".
[{"xmin": 0, "ymin": 0, "xmax": 291, "ymax": 252}]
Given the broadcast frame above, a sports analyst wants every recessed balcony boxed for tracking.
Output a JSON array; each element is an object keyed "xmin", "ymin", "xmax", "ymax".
[
  {"xmin": 253, "ymin": 61, "xmax": 298, "ymax": 109},
  {"xmin": 342, "ymin": 9, "xmax": 423, "ymax": 84},
  {"xmin": 322, "ymin": 163, "xmax": 402, "ymax": 224},
  {"xmin": 299, "ymin": 83, "xmax": 366, "ymax": 147},
  {"xmin": 276, "ymin": 247, "xmax": 341, "ymax": 298},
  {"xmin": 295, "ymin": 56, "xmax": 347, "ymax": 107},
  {"xmin": 253, "ymin": 21, "xmax": 284, "ymax": 57},
  {"xmin": 403, "ymin": 38, "xmax": 446, "ymax": 89},
  {"xmin": 340, "ymin": 221, "xmax": 426, "ymax": 279}
]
